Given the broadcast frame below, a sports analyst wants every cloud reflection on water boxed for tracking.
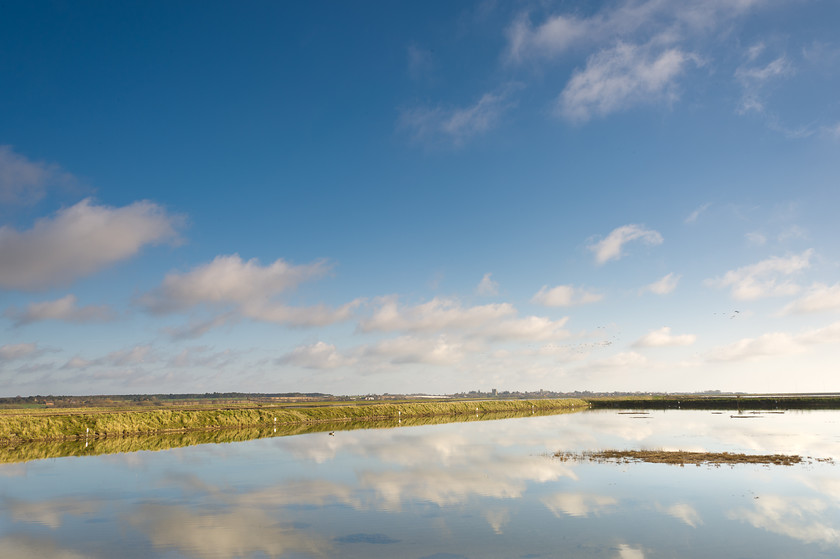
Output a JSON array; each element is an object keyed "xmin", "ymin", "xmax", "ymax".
[{"xmin": 1, "ymin": 410, "xmax": 839, "ymax": 558}]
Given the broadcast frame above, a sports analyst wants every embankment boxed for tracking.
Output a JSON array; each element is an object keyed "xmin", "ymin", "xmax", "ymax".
[
  {"xmin": 585, "ymin": 394, "xmax": 840, "ymax": 410},
  {"xmin": 0, "ymin": 407, "xmax": 579, "ymax": 464},
  {"xmin": 0, "ymin": 398, "xmax": 588, "ymax": 445}
]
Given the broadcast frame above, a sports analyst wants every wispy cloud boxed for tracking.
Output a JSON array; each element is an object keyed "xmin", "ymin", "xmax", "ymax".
[
  {"xmin": 781, "ymin": 283, "xmax": 840, "ymax": 315},
  {"xmin": 642, "ymin": 273, "xmax": 680, "ymax": 295},
  {"xmin": 504, "ymin": 0, "xmax": 780, "ymax": 123},
  {"xmin": 542, "ymin": 492, "xmax": 617, "ymax": 518},
  {"xmin": 61, "ymin": 345, "xmax": 156, "ymax": 371},
  {"xmin": 407, "ymin": 44, "xmax": 435, "ymax": 82},
  {"xmin": 633, "ymin": 327, "xmax": 696, "ymax": 348},
  {"xmin": 476, "ymin": 273, "xmax": 499, "ymax": 296},
  {"xmin": 660, "ymin": 503, "xmax": 703, "ymax": 528},
  {"xmin": 400, "ymin": 85, "xmax": 519, "ymax": 146},
  {"xmin": 0, "ymin": 199, "xmax": 182, "ymax": 291},
  {"xmin": 684, "ymin": 203, "xmax": 711, "ymax": 224},
  {"xmin": 360, "ymin": 296, "xmax": 515, "ymax": 333},
  {"xmin": 532, "ymin": 284, "xmax": 603, "ymax": 307},
  {"xmin": 707, "ymin": 321, "xmax": 840, "ymax": 362},
  {"xmin": 616, "ymin": 544, "xmax": 646, "ymax": 559},
  {"xmin": 735, "ymin": 45, "xmax": 795, "ymax": 114},
  {"xmin": 360, "ymin": 296, "xmax": 570, "ymax": 342},
  {"xmin": 558, "ymin": 42, "xmax": 697, "ymax": 122},
  {"xmin": 0, "ymin": 342, "xmax": 43, "ymax": 361},
  {"xmin": 746, "ymin": 231, "xmax": 767, "ymax": 246},
  {"xmin": 4, "ymin": 294, "xmax": 115, "ymax": 327},
  {"xmin": 362, "ymin": 335, "xmax": 467, "ymax": 366},
  {"xmin": 504, "ymin": 0, "xmax": 767, "ymax": 65},
  {"xmin": 0, "ymin": 145, "xmax": 76, "ymax": 206},
  {"xmin": 277, "ymin": 341, "xmax": 354, "ymax": 370},
  {"xmin": 706, "ymin": 249, "xmax": 812, "ymax": 300},
  {"xmin": 729, "ymin": 496, "xmax": 840, "ymax": 548},
  {"xmin": 590, "ymin": 224, "xmax": 663, "ymax": 264},
  {"xmin": 164, "ymin": 312, "xmax": 238, "ymax": 341}
]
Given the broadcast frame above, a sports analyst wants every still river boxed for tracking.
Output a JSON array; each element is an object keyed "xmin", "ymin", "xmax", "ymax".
[{"xmin": 1, "ymin": 408, "xmax": 839, "ymax": 558}]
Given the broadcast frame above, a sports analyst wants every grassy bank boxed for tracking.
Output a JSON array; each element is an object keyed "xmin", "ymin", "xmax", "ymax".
[
  {"xmin": 0, "ymin": 398, "xmax": 588, "ymax": 445},
  {"xmin": 0, "ymin": 407, "xmax": 579, "ymax": 464},
  {"xmin": 585, "ymin": 394, "xmax": 840, "ymax": 410}
]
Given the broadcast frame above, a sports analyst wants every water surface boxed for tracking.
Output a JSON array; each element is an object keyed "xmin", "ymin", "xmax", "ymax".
[{"xmin": 1, "ymin": 409, "xmax": 838, "ymax": 558}]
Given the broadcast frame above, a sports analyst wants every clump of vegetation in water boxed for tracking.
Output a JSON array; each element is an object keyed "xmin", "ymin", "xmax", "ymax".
[{"xmin": 552, "ymin": 449, "xmax": 825, "ymax": 466}]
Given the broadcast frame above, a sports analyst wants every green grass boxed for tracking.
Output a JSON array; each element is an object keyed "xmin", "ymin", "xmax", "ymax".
[{"xmin": 0, "ymin": 398, "xmax": 588, "ymax": 445}]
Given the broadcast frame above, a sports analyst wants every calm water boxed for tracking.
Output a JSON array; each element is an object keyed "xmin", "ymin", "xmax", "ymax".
[{"xmin": 1, "ymin": 409, "xmax": 839, "ymax": 558}]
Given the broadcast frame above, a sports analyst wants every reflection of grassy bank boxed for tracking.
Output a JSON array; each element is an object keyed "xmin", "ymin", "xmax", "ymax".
[
  {"xmin": 586, "ymin": 394, "xmax": 840, "ymax": 410},
  {"xmin": 0, "ymin": 398, "xmax": 587, "ymax": 446},
  {"xmin": 553, "ymin": 449, "xmax": 823, "ymax": 466},
  {"xmin": 0, "ymin": 407, "xmax": 579, "ymax": 464}
]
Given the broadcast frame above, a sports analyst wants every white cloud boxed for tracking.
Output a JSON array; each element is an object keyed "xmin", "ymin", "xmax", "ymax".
[
  {"xmin": 782, "ymin": 283, "xmax": 840, "ymax": 315},
  {"xmin": 506, "ymin": 0, "xmax": 778, "ymax": 122},
  {"xmin": 142, "ymin": 254, "xmax": 327, "ymax": 312},
  {"xmin": 364, "ymin": 335, "xmax": 467, "ymax": 366},
  {"xmin": 0, "ymin": 342, "xmax": 41, "ymax": 361},
  {"xmin": 661, "ymin": 503, "xmax": 703, "ymax": 527},
  {"xmin": 360, "ymin": 296, "xmax": 515, "ymax": 333},
  {"xmin": 543, "ymin": 492, "xmax": 617, "ymax": 518},
  {"xmin": 504, "ymin": 12, "xmax": 590, "ymax": 63},
  {"xmin": 559, "ymin": 42, "xmax": 696, "ymax": 121},
  {"xmin": 244, "ymin": 300, "xmax": 361, "ymax": 326},
  {"xmin": 0, "ymin": 146, "xmax": 76, "ymax": 206},
  {"xmin": 590, "ymin": 224, "xmax": 663, "ymax": 264},
  {"xmin": 278, "ymin": 341, "xmax": 353, "ymax": 370},
  {"xmin": 616, "ymin": 544, "xmax": 646, "ymax": 559},
  {"xmin": 633, "ymin": 327, "xmax": 696, "ymax": 348},
  {"xmin": 729, "ymin": 496, "xmax": 840, "ymax": 547},
  {"xmin": 4, "ymin": 294, "xmax": 114, "ymax": 326},
  {"xmin": 0, "ymin": 198, "xmax": 181, "ymax": 290},
  {"xmin": 130, "ymin": 504, "xmax": 330, "ymax": 559},
  {"xmin": 706, "ymin": 249, "xmax": 812, "ymax": 300},
  {"xmin": 709, "ymin": 332, "xmax": 806, "ymax": 362},
  {"xmin": 140, "ymin": 254, "xmax": 359, "ymax": 328},
  {"xmin": 532, "ymin": 284, "xmax": 603, "ymax": 307},
  {"xmin": 642, "ymin": 273, "xmax": 680, "ymax": 295},
  {"xmin": 504, "ymin": 0, "xmax": 766, "ymax": 64},
  {"xmin": 707, "ymin": 321, "xmax": 840, "ymax": 362},
  {"xmin": 360, "ymin": 296, "xmax": 570, "ymax": 342},
  {"xmin": 400, "ymin": 85, "xmax": 518, "ymax": 146},
  {"xmin": 476, "ymin": 273, "xmax": 499, "ymax": 296},
  {"xmin": 481, "ymin": 315, "xmax": 570, "ymax": 342}
]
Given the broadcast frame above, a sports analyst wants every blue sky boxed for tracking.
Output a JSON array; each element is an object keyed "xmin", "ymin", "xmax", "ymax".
[{"xmin": 2, "ymin": 0, "xmax": 840, "ymax": 396}]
